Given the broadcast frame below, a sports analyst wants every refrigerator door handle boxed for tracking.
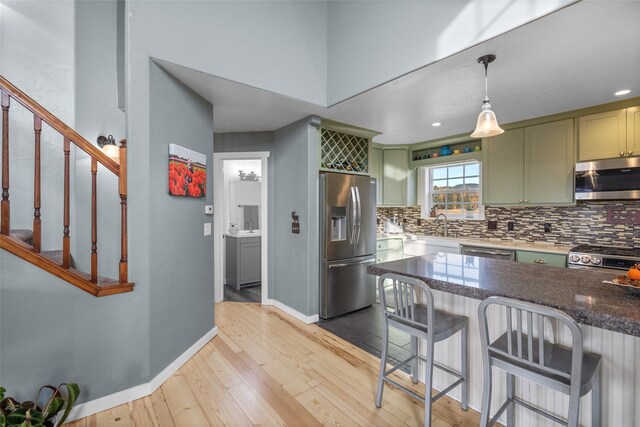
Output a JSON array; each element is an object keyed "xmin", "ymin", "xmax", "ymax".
[
  {"xmin": 349, "ymin": 186, "xmax": 357, "ymax": 244},
  {"xmin": 355, "ymin": 186, "xmax": 361, "ymax": 244},
  {"xmin": 328, "ymin": 258, "xmax": 376, "ymax": 269}
]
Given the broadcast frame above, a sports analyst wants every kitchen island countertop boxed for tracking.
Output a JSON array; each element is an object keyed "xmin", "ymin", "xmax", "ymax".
[{"xmin": 368, "ymin": 253, "xmax": 640, "ymax": 337}]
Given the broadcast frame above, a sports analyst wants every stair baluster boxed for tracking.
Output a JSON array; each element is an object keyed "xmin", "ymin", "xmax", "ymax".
[
  {"xmin": 62, "ymin": 137, "xmax": 70, "ymax": 268},
  {"xmin": 1, "ymin": 90, "xmax": 9, "ymax": 234},
  {"xmin": 91, "ymin": 158, "xmax": 98, "ymax": 282},
  {"xmin": 33, "ymin": 115, "xmax": 42, "ymax": 252}
]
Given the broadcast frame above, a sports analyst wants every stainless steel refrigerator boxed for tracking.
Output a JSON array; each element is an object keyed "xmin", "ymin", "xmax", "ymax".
[{"xmin": 320, "ymin": 172, "xmax": 377, "ymax": 319}]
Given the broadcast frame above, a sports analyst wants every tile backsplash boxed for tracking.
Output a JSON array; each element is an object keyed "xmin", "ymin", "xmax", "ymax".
[{"xmin": 377, "ymin": 201, "xmax": 640, "ymax": 247}]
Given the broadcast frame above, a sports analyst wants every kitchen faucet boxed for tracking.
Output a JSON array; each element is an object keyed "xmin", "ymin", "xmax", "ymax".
[{"xmin": 435, "ymin": 213, "xmax": 448, "ymax": 237}]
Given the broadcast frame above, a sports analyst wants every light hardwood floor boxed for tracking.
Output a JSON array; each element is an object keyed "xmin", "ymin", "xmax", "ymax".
[{"xmin": 68, "ymin": 302, "xmax": 482, "ymax": 426}]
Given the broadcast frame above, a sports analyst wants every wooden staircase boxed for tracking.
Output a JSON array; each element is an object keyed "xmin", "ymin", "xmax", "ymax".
[{"xmin": 0, "ymin": 75, "xmax": 133, "ymax": 296}]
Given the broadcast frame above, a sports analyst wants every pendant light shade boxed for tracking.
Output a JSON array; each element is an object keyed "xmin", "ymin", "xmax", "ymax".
[
  {"xmin": 471, "ymin": 54, "xmax": 504, "ymax": 138},
  {"xmin": 471, "ymin": 101, "xmax": 504, "ymax": 138}
]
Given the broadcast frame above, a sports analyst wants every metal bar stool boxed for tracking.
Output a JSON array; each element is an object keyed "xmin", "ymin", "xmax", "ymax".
[
  {"xmin": 374, "ymin": 273, "xmax": 468, "ymax": 427},
  {"xmin": 478, "ymin": 296, "xmax": 602, "ymax": 427}
]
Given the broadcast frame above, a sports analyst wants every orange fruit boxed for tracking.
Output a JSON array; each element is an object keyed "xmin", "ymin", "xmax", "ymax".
[{"xmin": 628, "ymin": 268, "xmax": 640, "ymax": 281}]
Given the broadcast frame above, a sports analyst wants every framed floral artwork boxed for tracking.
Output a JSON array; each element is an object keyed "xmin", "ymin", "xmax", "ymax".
[{"xmin": 168, "ymin": 144, "xmax": 206, "ymax": 198}]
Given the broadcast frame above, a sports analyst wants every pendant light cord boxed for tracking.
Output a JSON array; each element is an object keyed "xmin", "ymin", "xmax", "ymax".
[{"xmin": 484, "ymin": 61, "xmax": 489, "ymax": 102}]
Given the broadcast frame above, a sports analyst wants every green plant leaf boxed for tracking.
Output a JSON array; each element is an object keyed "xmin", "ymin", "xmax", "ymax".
[
  {"xmin": 0, "ymin": 410, "xmax": 6, "ymax": 427},
  {"xmin": 40, "ymin": 397, "xmax": 63, "ymax": 423},
  {"xmin": 54, "ymin": 384, "xmax": 79, "ymax": 427},
  {"xmin": 6, "ymin": 407, "xmax": 44, "ymax": 426},
  {"xmin": 0, "ymin": 387, "xmax": 5, "ymax": 401}
]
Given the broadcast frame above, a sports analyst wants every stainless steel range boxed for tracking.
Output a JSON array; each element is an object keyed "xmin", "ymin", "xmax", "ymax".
[{"xmin": 568, "ymin": 244, "xmax": 640, "ymax": 271}]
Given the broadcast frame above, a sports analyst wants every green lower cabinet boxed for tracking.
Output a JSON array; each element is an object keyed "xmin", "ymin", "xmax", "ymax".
[{"xmin": 516, "ymin": 250, "xmax": 567, "ymax": 268}]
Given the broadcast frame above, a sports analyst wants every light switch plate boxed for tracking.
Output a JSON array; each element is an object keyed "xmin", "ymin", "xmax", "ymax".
[
  {"xmin": 205, "ymin": 205, "xmax": 213, "ymax": 215},
  {"xmin": 204, "ymin": 222, "xmax": 212, "ymax": 236}
]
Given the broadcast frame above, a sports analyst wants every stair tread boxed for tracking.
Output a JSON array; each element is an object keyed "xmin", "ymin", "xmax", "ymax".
[{"xmin": 9, "ymin": 229, "xmax": 33, "ymax": 244}]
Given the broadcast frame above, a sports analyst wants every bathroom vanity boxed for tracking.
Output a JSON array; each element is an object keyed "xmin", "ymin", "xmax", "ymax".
[{"xmin": 225, "ymin": 233, "xmax": 261, "ymax": 290}]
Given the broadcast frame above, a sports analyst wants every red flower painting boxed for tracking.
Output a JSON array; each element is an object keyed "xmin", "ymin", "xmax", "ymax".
[{"xmin": 168, "ymin": 144, "xmax": 206, "ymax": 198}]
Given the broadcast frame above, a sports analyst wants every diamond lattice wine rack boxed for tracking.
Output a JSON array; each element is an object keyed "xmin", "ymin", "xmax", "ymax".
[{"xmin": 320, "ymin": 128, "xmax": 369, "ymax": 174}]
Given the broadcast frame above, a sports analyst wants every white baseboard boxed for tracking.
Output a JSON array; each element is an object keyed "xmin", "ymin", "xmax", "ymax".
[
  {"xmin": 265, "ymin": 298, "xmax": 319, "ymax": 324},
  {"xmin": 67, "ymin": 326, "xmax": 218, "ymax": 422}
]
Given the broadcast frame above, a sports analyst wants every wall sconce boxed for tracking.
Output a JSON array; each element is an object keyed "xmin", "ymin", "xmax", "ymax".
[{"xmin": 97, "ymin": 134, "xmax": 119, "ymax": 162}]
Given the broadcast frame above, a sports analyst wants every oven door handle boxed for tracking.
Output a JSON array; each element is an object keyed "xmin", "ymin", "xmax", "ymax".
[{"xmin": 568, "ymin": 264, "xmax": 623, "ymax": 272}]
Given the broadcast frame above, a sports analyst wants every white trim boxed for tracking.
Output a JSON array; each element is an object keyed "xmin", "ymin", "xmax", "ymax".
[
  {"xmin": 213, "ymin": 152, "xmax": 270, "ymax": 305},
  {"xmin": 67, "ymin": 326, "xmax": 218, "ymax": 422},
  {"xmin": 265, "ymin": 298, "xmax": 319, "ymax": 324}
]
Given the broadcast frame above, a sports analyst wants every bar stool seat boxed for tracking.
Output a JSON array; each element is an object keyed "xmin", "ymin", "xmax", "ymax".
[
  {"xmin": 490, "ymin": 331, "xmax": 602, "ymax": 397},
  {"xmin": 479, "ymin": 296, "xmax": 602, "ymax": 427},
  {"xmin": 390, "ymin": 304, "xmax": 467, "ymax": 342},
  {"xmin": 375, "ymin": 273, "xmax": 468, "ymax": 427}
]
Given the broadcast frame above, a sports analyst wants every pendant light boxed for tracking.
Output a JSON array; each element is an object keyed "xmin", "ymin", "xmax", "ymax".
[{"xmin": 471, "ymin": 54, "xmax": 504, "ymax": 138}]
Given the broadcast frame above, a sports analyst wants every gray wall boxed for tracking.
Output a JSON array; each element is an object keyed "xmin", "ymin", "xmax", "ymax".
[
  {"xmin": 272, "ymin": 117, "xmax": 320, "ymax": 316},
  {"xmin": 214, "ymin": 132, "xmax": 275, "ymax": 298},
  {"xmin": 148, "ymin": 63, "xmax": 214, "ymax": 375}
]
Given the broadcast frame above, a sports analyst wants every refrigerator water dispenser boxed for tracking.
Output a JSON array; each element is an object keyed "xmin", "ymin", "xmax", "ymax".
[{"xmin": 331, "ymin": 207, "xmax": 347, "ymax": 241}]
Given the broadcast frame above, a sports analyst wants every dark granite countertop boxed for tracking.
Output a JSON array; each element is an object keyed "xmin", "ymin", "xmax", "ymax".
[{"xmin": 368, "ymin": 253, "xmax": 640, "ymax": 337}]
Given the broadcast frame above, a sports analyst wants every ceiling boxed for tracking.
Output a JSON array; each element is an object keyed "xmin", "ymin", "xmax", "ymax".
[{"xmin": 158, "ymin": 1, "xmax": 640, "ymax": 145}]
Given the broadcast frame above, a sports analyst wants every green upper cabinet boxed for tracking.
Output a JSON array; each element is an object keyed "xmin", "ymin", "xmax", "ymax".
[
  {"xmin": 524, "ymin": 119, "xmax": 574, "ymax": 204},
  {"xmin": 482, "ymin": 129, "xmax": 525, "ymax": 204},
  {"xmin": 628, "ymin": 106, "xmax": 640, "ymax": 157},
  {"xmin": 370, "ymin": 147, "xmax": 383, "ymax": 205},
  {"xmin": 483, "ymin": 119, "xmax": 574, "ymax": 206},
  {"xmin": 578, "ymin": 109, "xmax": 627, "ymax": 161},
  {"xmin": 382, "ymin": 148, "xmax": 408, "ymax": 206}
]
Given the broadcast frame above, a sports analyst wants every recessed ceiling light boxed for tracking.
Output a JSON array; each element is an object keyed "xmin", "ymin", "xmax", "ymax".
[
  {"xmin": 432, "ymin": 122, "xmax": 441, "ymax": 127},
  {"xmin": 615, "ymin": 89, "xmax": 631, "ymax": 96}
]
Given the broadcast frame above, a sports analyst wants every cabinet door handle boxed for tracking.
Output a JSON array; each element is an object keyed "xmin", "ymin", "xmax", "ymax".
[
  {"xmin": 524, "ymin": 199, "xmax": 529, "ymax": 203},
  {"xmin": 533, "ymin": 258, "xmax": 548, "ymax": 264},
  {"xmin": 620, "ymin": 151, "xmax": 625, "ymax": 157},
  {"xmin": 519, "ymin": 199, "xmax": 523, "ymax": 203},
  {"xmin": 629, "ymin": 150, "xmax": 634, "ymax": 156}
]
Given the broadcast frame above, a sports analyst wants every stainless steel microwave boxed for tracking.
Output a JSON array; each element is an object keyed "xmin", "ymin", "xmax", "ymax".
[{"xmin": 575, "ymin": 157, "xmax": 640, "ymax": 200}]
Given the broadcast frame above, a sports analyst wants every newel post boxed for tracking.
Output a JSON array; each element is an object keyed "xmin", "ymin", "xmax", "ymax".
[{"xmin": 119, "ymin": 139, "xmax": 128, "ymax": 283}]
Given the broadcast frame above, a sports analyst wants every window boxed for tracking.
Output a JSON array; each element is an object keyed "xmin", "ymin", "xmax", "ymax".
[{"xmin": 421, "ymin": 161, "xmax": 482, "ymax": 219}]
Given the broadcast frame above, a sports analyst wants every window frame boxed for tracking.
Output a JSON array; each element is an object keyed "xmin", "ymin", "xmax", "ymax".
[{"xmin": 421, "ymin": 160, "xmax": 484, "ymax": 220}]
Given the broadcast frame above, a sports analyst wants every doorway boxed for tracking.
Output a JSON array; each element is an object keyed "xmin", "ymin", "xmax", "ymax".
[{"xmin": 213, "ymin": 152, "xmax": 269, "ymax": 304}]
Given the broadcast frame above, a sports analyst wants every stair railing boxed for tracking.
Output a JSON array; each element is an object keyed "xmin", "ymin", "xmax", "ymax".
[{"xmin": 0, "ymin": 75, "xmax": 128, "ymax": 286}]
